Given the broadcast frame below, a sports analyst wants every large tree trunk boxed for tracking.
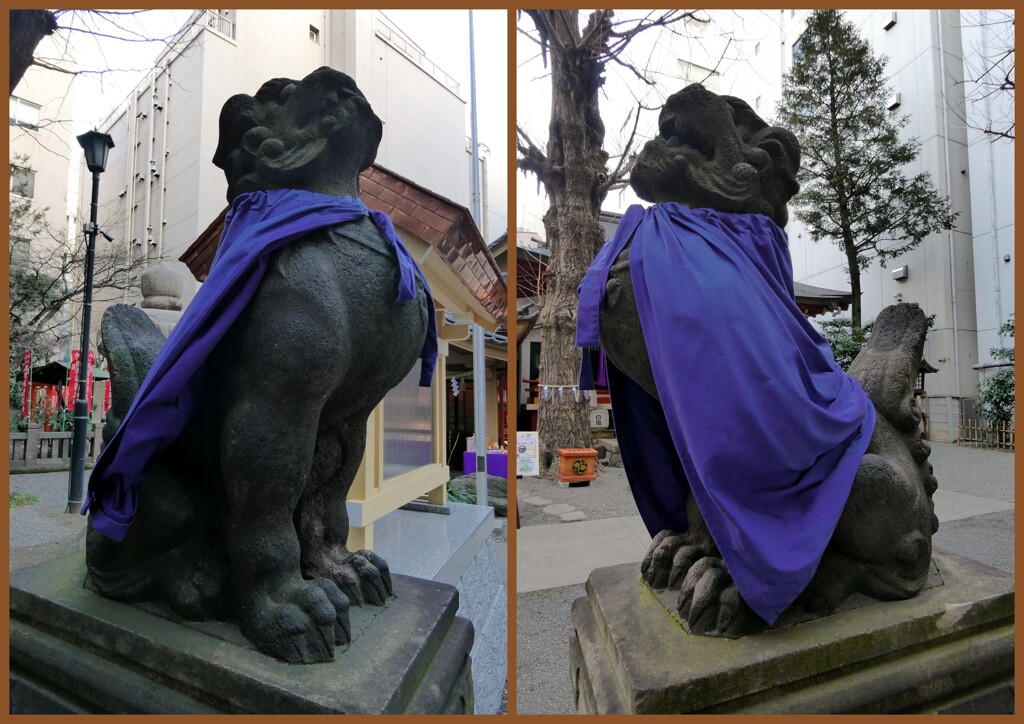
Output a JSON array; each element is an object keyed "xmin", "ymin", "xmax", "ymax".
[
  {"xmin": 845, "ymin": 244, "xmax": 862, "ymax": 330},
  {"xmin": 10, "ymin": 10, "xmax": 57, "ymax": 93},
  {"xmin": 532, "ymin": 11, "xmax": 612, "ymax": 476}
]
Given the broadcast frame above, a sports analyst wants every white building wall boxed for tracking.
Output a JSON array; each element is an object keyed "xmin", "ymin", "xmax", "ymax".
[
  {"xmin": 9, "ymin": 36, "xmax": 78, "ymax": 359},
  {"xmin": 9, "ymin": 38, "xmax": 77, "ymax": 252},
  {"xmin": 90, "ymin": 9, "xmax": 500, "ymax": 344},
  {"xmin": 961, "ymin": 10, "xmax": 1016, "ymax": 364}
]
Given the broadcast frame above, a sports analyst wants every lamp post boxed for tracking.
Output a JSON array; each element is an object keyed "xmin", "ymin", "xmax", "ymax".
[{"xmin": 67, "ymin": 129, "xmax": 114, "ymax": 514}]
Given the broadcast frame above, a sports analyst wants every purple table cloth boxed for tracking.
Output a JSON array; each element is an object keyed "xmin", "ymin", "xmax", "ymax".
[
  {"xmin": 85, "ymin": 189, "xmax": 437, "ymax": 541},
  {"xmin": 462, "ymin": 450, "xmax": 509, "ymax": 479},
  {"xmin": 577, "ymin": 202, "xmax": 875, "ymax": 624}
]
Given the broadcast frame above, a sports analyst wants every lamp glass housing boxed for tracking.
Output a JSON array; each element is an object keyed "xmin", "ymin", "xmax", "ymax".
[{"xmin": 77, "ymin": 130, "xmax": 115, "ymax": 174}]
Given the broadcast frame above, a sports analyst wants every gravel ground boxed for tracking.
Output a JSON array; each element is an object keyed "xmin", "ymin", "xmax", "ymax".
[
  {"xmin": 9, "ymin": 470, "xmax": 88, "ymax": 570},
  {"xmin": 516, "ymin": 464, "xmax": 640, "ymax": 526},
  {"xmin": 515, "ymin": 583, "xmax": 586, "ymax": 715}
]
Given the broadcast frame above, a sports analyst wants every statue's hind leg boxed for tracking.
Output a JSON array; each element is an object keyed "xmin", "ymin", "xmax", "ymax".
[
  {"xmin": 297, "ymin": 414, "xmax": 393, "ymax": 611},
  {"xmin": 86, "ymin": 460, "xmax": 231, "ymax": 620}
]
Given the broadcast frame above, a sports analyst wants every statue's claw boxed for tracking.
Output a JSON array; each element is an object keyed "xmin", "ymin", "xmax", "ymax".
[
  {"xmin": 310, "ymin": 577, "xmax": 351, "ymax": 645},
  {"xmin": 641, "ymin": 529, "xmax": 714, "ymax": 591},
  {"xmin": 238, "ymin": 579, "xmax": 342, "ymax": 663},
  {"xmin": 341, "ymin": 549, "xmax": 393, "ymax": 606},
  {"xmin": 676, "ymin": 557, "xmax": 766, "ymax": 638},
  {"xmin": 302, "ymin": 547, "xmax": 393, "ymax": 607},
  {"xmin": 641, "ymin": 530, "xmax": 685, "ymax": 589}
]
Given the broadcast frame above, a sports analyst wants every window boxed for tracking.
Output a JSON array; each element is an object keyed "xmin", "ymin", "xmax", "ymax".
[
  {"xmin": 677, "ymin": 59, "xmax": 720, "ymax": 91},
  {"xmin": 10, "ymin": 167, "xmax": 35, "ymax": 198},
  {"xmin": 755, "ymin": 95, "xmax": 762, "ymax": 110},
  {"xmin": 309, "ymin": 25, "xmax": 319, "ymax": 43},
  {"xmin": 10, "ymin": 96, "xmax": 41, "ymax": 131},
  {"xmin": 382, "ymin": 364, "xmax": 434, "ymax": 479}
]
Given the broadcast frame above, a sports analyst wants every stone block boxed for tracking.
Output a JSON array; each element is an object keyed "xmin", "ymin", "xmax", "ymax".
[
  {"xmin": 10, "ymin": 549, "xmax": 474, "ymax": 714},
  {"xmin": 543, "ymin": 503, "xmax": 575, "ymax": 515},
  {"xmin": 559, "ymin": 511, "xmax": 588, "ymax": 523},
  {"xmin": 570, "ymin": 550, "xmax": 1014, "ymax": 714},
  {"xmin": 522, "ymin": 496, "xmax": 552, "ymax": 506}
]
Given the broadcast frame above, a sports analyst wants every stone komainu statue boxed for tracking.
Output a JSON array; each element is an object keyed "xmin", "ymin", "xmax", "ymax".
[
  {"xmin": 85, "ymin": 67, "xmax": 436, "ymax": 663},
  {"xmin": 578, "ymin": 83, "xmax": 938, "ymax": 636}
]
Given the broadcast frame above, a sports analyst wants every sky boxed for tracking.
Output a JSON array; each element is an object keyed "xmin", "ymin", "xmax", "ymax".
[{"xmin": 36, "ymin": 9, "xmax": 507, "ymax": 215}]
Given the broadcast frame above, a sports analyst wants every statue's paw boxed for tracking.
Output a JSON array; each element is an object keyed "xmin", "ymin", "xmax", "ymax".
[
  {"xmin": 302, "ymin": 547, "xmax": 394, "ymax": 607},
  {"xmin": 163, "ymin": 558, "xmax": 231, "ymax": 620},
  {"xmin": 676, "ymin": 557, "xmax": 765, "ymax": 638},
  {"xmin": 334, "ymin": 549, "xmax": 393, "ymax": 607},
  {"xmin": 239, "ymin": 579, "xmax": 348, "ymax": 663},
  {"xmin": 310, "ymin": 577, "xmax": 351, "ymax": 645},
  {"xmin": 641, "ymin": 530, "xmax": 712, "ymax": 591}
]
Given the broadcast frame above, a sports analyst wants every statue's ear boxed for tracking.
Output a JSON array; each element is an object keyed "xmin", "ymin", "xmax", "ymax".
[
  {"xmin": 359, "ymin": 108, "xmax": 383, "ymax": 172},
  {"xmin": 757, "ymin": 127, "xmax": 801, "ymax": 180}
]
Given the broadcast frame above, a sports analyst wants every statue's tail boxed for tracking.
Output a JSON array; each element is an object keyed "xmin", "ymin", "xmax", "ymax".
[
  {"xmin": 847, "ymin": 303, "xmax": 929, "ymax": 436},
  {"xmin": 98, "ymin": 305, "xmax": 166, "ymax": 450}
]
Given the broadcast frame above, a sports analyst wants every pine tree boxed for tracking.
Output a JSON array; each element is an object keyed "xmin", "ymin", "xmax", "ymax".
[{"xmin": 776, "ymin": 9, "xmax": 957, "ymax": 329}]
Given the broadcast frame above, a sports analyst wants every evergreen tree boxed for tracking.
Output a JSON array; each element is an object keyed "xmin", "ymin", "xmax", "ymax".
[{"xmin": 776, "ymin": 9, "xmax": 957, "ymax": 328}]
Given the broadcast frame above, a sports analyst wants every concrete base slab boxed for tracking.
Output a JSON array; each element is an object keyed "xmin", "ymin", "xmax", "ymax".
[
  {"xmin": 10, "ymin": 549, "xmax": 474, "ymax": 714},
  {"xmin": 570, "ymin": 550, "xmax": 1014, "ymax": 714},
  {"xmin": 375, "ymin": 503, "xmax": 506, "ymax": 714}
]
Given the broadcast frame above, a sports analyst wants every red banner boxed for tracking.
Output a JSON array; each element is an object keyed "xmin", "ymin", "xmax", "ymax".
[
  {"xmin": 104, "ymin": 380, "xmax": 111, "ymax": 412},
  {"xmin": 68, "ymin": 349, "xmax": 80, "ymax": 409},
  {"xmin": 21, "ymin": 349, "xmax": 31, "ymax": 418},
  {"xmin": 87, "ymin": 350, "xmax": 95, "ymax": 411}
]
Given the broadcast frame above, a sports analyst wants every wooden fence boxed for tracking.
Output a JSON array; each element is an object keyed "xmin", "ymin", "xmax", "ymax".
[
  {"xmin": 10, "ymin": 424, "xmax": 100, "ymax": 472},
  {"xmin": 957, "ymin": 418, "xmax": 1015, "ymax": 451}
]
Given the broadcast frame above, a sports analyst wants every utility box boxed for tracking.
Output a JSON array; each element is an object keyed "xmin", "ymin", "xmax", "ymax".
[{"xmin": 557, "ymin": 448, "xmax": 598, "ymax": 486}]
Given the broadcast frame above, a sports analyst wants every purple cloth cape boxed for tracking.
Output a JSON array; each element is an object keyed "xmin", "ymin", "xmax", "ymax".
[
  {"xmin": 85, "ymin": 188, "xmax": 437, "ymax": 541},
  {"xmin": 577, "ymin": 203, "xmax": 875, "ymax": 624}
]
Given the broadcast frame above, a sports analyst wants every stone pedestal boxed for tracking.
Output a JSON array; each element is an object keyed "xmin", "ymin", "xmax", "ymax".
[
  {"xmin": 10, "ymin": 549, "xmax": 474, "ymax": 714},
  {"xmin": 570, "ymin": 550, "xmax": 1013, "ymax": 714}
]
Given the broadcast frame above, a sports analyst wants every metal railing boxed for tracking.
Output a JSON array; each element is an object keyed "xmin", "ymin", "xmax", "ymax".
[
  {"xmin": 374, "ymin": 15, "xmax": 460, "ymax": 96},
  {"xmin": 204, "ymin": 10, "xmax": 235, "ymax": 40}
]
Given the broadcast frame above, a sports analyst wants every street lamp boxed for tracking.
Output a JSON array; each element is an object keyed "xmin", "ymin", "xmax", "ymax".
[{"xmin": 67, "ymin": 130, "xmax": 114, "ymax": 514}]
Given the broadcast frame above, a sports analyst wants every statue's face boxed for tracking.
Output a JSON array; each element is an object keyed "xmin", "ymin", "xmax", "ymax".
[
  {"xmin": 213, "ymin": 67, "xmax": 383, "ymax": 202},
  {"xmin": 630, "ymin": 84, "xmax": 801, "ymax": 227}
]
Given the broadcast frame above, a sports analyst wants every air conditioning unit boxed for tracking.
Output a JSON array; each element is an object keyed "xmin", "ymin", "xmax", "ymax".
[
  {"xmin": 887, "ymin": 92, "xmax": 901, "ymax": 110},
  {"xmin": 892, "ymin": 265, "xmax": 909, "ymax": 280},
  {"xmin": 883, "ymin": 11, "xmax": 897, "ymax": 30}
]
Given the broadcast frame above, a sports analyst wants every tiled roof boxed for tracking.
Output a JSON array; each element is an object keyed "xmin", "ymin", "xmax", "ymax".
[{"xmin": 179, "ymin": 165, "xmax": 507, "ymax": 324}]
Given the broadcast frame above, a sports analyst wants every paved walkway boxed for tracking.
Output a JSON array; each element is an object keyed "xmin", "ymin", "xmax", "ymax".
[{"xmin": 515, "ymin": 440, "xmax": 1014, "ymax": 714}]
